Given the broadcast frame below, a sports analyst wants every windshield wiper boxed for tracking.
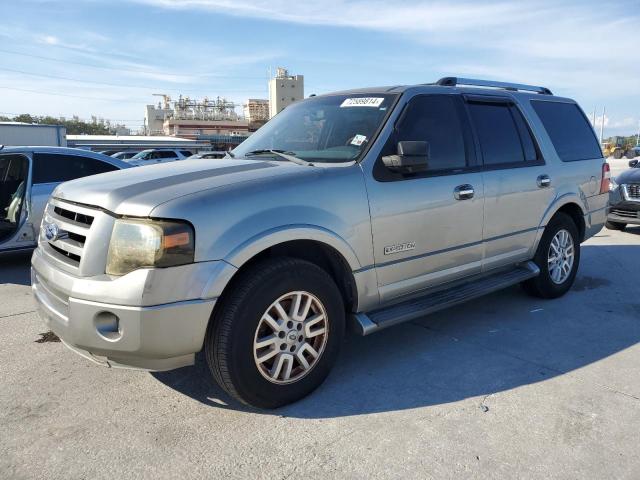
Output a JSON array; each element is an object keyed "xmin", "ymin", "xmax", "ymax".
[{"xmin": 244, "ymin": 149, "xmax": 312, "ymax": 166}]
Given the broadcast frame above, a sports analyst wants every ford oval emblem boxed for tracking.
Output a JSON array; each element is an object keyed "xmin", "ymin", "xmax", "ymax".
[{"xmin": 44, "ymin": 222, "xmax": 60, "ymax": 242}]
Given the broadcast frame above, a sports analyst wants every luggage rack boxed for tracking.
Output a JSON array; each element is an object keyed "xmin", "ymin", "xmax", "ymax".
[{"xmin": 433, "ymin": 77, "xmax": 553, "ymax": 95}]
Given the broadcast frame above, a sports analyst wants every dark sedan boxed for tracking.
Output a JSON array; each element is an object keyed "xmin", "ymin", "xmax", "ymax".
[{"xmin": 607, "ymin": 159, "xmax": 640, "ymax": 230}]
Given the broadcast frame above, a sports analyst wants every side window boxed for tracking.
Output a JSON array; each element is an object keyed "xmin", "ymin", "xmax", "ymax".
[
  {"xmin": 180, "ymin": 150, "xmax": 192, "ymax": 157},
  {"xmin": 394, "ymin": 95, "xmax": 468, "ymax": 171},
  {"xmin": 531, "ymin": 100, "xmax": 602, "ymax": 161},
  {"xmin": 32, "ymin": 154, "xmax": 118, "ymax": 184},
  {"xmin": 467, "ymin": 101, "xmax": 538, "ymax": 166},
  {"xmin": 158, "ymin": 151, "xmax": 176, "ymax": 159}
]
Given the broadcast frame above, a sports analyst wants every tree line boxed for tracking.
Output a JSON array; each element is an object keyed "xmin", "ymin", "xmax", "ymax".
[{"xmin": 0, "ymin": 114, "xmax": 119, "ymax": 135}]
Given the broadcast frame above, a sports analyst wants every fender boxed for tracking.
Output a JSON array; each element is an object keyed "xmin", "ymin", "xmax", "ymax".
[
  {"xmin": 199, "ymin": 224, "xmax": 364, "ymax": 300},
  {"xmin": 530, "ymin": 192, "xmax": 587, "ymax": 255},
  {"xmin": 224, "ymin": 224, "xmax": 363, "ymax": 270}
]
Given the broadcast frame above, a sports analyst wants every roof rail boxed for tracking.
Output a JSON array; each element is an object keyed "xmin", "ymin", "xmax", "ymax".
[{"xmin": 435, "ymin": 77, "xmax": 553, "ymax": 95}]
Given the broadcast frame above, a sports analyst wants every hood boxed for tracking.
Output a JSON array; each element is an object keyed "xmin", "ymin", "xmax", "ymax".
[
  {"xmin": 53, "ymin": 158, "xmax": 303, "ymax": 217},
  {"xmin": 616, "ymin": 166, "xmax": 640, "ymax": 185}
]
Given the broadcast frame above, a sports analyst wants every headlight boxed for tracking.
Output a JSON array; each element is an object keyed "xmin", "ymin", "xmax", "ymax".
[
  {"xmin": 609, "ymin": 177, "xmax": 618, "ymax": 191},
  {"xmin": 106, "ymin": 218, "xmax": 195, "ymax": 275}
]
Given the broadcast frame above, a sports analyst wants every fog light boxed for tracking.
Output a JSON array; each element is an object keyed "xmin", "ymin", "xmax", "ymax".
[{"xmin": 94, "ymin": 312, "xmax": 121, "ymax": 341}]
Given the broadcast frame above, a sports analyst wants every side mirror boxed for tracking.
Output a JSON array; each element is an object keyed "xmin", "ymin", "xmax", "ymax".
[
  {"xmin": 629, "ymin": 159, "xmax": 639, "ymax": 168},
  {"xmin": 382, "ymin": 141, "xmax": 430, "ymax": 174}
]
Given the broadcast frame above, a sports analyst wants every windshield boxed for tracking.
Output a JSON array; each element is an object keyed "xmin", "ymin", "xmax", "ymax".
[
  {"xmin": 131, "ymin": 150, "xmax": 153, "ymax": 160},
  {"xmin": 233, "ymin": 93, "xmax": 397, "ymax": 163}
]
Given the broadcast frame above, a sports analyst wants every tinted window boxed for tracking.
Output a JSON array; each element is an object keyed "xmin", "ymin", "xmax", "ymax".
[
  {"xmin": 158, "ymin": 151, "xmax": 176, "ymax": 159},
  {"xmin": 394, "ymin": 95, "xmax": 467, "ymax": 171},
  {"xmin": 531, "ymin": 101, "xmax": 602, "ymax": 161},
  {"xmin": 180, "ymin": 150, "xmax": 192, "ymax": 156},
  {"xmin": 468, "ymin": 102, "xmax": 527, "ymax": 165},
  {"xmin": 33, "ymin": 154, "xmax": 118, "ymax": 184}
]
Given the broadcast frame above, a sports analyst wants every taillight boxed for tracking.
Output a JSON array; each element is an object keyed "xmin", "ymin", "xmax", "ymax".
[{"xmin": 600, "ymin": 162, "xmax": 610, "ymax": 194}]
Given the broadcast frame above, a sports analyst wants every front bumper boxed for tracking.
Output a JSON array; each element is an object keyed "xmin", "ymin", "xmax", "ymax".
[
  {"xmin": 31, "ymin": 247, "xmax": 220, "ymax": 371},
  {"xmin": 608, "ymin": 187, "xmax": 640, "ymax": 225}
]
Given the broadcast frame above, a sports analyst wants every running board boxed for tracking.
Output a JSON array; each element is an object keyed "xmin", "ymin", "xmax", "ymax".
[{"xmin": 352, "ymin": 261, "xmax": 540, "ymax": 335}]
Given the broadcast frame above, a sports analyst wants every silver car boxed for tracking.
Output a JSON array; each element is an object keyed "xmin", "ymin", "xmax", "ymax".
[
  {"xmin": 31, "ymin": 78, "xmax": 608, "ymax": 408},
  {"xmin": 127, "ymin": 148, "xmax": 193, "ymax": 166},
  {"xmin": 0, "ymin": 146, "xmax": 130, "ymax": 254}
]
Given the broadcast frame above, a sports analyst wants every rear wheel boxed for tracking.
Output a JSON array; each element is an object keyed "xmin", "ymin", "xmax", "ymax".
[
  {"xmin": 613, "ymin": 149, "xmax": 623, "ymax": 159},
  {"xmin": 605, "ymin": 220, "xmax": 626, "ymax": 231},
  {"xmin": 626, "ymin": 150, "xmax": 637, "ymax": 159},
  {"xmin": 205, "ymin": 257, "xmax": 345, "ymax": 408},
  {"xmin": 523, "ymin": 213, "xmax": 580, "ymax": 299}
]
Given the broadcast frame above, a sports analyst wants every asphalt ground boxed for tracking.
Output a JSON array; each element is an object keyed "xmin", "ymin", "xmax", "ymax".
[{"xmin": 1, "ymin": 225, "xmax": 639, "ymax": 479}]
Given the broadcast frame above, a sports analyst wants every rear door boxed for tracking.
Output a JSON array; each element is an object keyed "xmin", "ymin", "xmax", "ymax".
[{"xmin": 464, "ymin": 96, "xmax": 554, "ymax": 270}]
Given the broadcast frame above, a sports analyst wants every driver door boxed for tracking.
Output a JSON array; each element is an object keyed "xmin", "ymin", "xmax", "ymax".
[
  {"xmin": 0, "ymin": 153, "xmax": 33, "ymax": 250},
  {"xmin": 364, "ymin": 94, "xmax": 485, "ymax": 303}
]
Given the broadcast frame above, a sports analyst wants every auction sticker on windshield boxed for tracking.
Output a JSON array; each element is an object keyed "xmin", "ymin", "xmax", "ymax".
[
  {"xmin": 340, "ymin": 97, "xmax": 384, "ymax": 108},
  {"xmin": 351, "ymin": 134, "xmax": 367, "ymax": 146}
]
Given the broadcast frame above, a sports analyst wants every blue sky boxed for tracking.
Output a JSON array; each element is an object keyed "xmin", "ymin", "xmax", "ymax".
[{"xmin": 0, "ymin": 0, "xmax": 638, "ymax": 136}]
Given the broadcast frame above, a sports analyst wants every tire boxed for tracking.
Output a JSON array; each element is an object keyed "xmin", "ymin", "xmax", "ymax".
[
  {"xmin": 205, "ymin": 257, "xmax": 345, "ymax": 408},
  {"xmin": 523, "ymin": 212, "xmax": 580, "ymax": 299},
  {"xmin": 613, "ymin": 149, "xmax": 623, "ymax": 159},
  {"xmin": 605, "ymin": 220, "xmax": 626, "ymax": 231},
  {"xmin": 626, "ymin": 150, "xmax": 636, "ymax": 160}
]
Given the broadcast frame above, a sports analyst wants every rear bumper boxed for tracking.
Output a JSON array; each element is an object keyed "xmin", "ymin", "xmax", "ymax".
[
  {"xmin": 583, "ymin": 194, "xmax": 608, "ymax": 240},
  {"xmin": 31, "ymin": 247, "xmax": 219, "ymax": 371}
]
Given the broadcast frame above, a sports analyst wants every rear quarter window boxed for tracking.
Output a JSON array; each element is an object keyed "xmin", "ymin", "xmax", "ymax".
[{"xmin": 531, "ymin": 100, "xmax": 602, "ymax": 161}]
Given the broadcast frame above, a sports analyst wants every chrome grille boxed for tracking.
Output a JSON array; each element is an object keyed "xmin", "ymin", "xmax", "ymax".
[
  {"xmin": 42, "ymin": 201, "xmax": 96, "ymax": 268},
  {"xmin": 628, "ymin": 184, "xmax": 640, "ymax": 199},
  {"xmin": 53, "ymin": 206, "xmax": 94, "ymax": 226}
]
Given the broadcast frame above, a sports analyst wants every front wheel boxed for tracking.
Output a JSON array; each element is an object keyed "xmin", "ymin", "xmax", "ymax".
[
  {"xmin": 205, "ymin": 257, "xmax": 345, "ymax": 408},
  {"xmin": 523, "ymin": 213, "xmax": 580, "ymax": 299}
]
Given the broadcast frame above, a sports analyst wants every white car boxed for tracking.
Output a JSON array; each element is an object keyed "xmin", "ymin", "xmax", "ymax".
[
  {"xmin": 126, "ymin": 149, "xmax": 193, "ymax": 166},
  {"xmin": 0, "ymin": 146, "xmax": 130, "ymax": 254}
]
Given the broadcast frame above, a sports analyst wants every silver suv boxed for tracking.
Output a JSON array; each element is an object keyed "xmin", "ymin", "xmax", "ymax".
[{"xmin": 31, "ymin": 78, "xmax": 608, "ymax": 408}]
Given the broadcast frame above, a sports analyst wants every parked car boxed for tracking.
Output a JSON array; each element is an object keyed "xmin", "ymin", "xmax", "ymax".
[
  {"xmin": 31, "ymin": 77, "xmax": 608, "ymax": 408},
  {"xmin": 0, "ymin": 146, "xmax": 130, "ymax": 254},
  {"xmin": 127, "ymin": 148, "xmax": 192, "ymax": 166},
  {"xmin": 607, "ymin": 159, "xmax": 640, "ymax": 230},
  {"xmin": 111, "ymin": 151, "xmax": 138, "ymax": 160},
  {"xmin": 186, "ymin": 151, "xmax": 227, "ymax": 160}
]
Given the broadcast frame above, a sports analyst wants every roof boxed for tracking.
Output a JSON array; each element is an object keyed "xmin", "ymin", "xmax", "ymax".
[
  {"xmin": 0, "ymin": 122, "xmax": 65, "ymax": 128},
  {"xmin": 66, "ymin": 135, "xmax": 197, "ymax": 142},
  {"xmin": 0, "ymin": 146, "xmax": 131, "ymax": 168},
  {"xmin": 319, "ymin": 77, "xmax": 571, "ymax": 101}
]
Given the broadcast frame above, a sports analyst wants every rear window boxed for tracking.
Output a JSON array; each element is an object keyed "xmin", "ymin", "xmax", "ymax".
[
  {"xmin": 531, "ymin": 101, "xmax": 602, "ymax": 161},
  {"xmin": 33, "ymin": 154, "xmax": 118, "ymax": 184}
]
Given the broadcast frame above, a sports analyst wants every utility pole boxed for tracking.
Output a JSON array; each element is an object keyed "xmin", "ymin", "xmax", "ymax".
[
  {"xmin": 592, "ymin": 108, "xmax": 596, "ymax": 129},
  {"xmin": 636, "ymin": 120, "xmax": 639, "ymax": 146},
  {"xmin": 599, "ymin": 106, "xmax": 606, "ymax": 144}
]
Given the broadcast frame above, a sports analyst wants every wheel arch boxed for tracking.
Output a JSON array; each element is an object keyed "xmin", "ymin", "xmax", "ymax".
[
  {"xmin": 204, "ymin": 228, "xmax": 362, "ymax": 316},
  {"xmin": 532, "ymin": 195, "xmax": 587, "ymax": 254}
]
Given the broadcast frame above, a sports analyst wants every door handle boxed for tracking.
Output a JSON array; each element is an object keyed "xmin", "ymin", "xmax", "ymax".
[
  {"xmin": 454, "ymin": 184, "xmax": 475, "ymax": 200},
  {"xmin": 537, "ymin": 174, "xmax": 551, "ymax": 188}
]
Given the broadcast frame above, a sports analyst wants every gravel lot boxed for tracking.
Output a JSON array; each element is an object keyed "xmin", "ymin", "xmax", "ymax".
[{"xmin": 1, "ymin": 226, "xmax": 639, "ymax": 479}]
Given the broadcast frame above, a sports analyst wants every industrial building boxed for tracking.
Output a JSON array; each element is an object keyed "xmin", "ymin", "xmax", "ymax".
[
  {"xmin": 268, "ymin": 67, "xmax": 304, "ymax": 118},
  {"xmin": 243, "ymin": 99, "xmax": 270, "ymax": 130}
]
